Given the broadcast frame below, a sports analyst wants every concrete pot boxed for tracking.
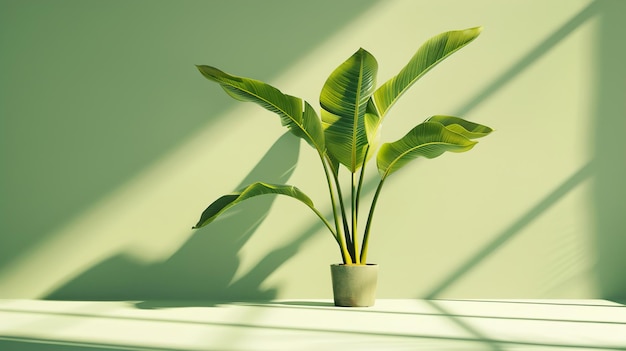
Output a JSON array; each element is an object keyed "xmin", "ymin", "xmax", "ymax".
[{"xmin": 330, "ymin": 263, "xmax": 379, "ymax": 307}]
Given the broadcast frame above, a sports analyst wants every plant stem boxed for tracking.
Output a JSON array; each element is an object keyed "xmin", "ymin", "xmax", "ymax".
[
  {"xmin": 360, "ymin": 176, "xmax": 386, "ymax": 264},
  {"xmin": 320, "ymin": 153, "xmax": 352, "ymax": 264},
  {"xmin": 355, "ymin": 145, "xmax": 369, "ymax": 222},
  {"xmin": 309, "ymin": 206, "xmax": 340, "ymax": 244},
  {"xmin": 351, "ymin": 172, "xmax": 360, "ymax": 264},
  {"xmin": 326, "ymin": 155, "xmax": 354, "ymax": 261}
]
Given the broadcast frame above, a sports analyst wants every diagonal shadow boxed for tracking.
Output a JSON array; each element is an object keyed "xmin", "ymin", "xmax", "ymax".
[
  {"xmin": 247, "ymin": 300, "xmax": 626, "ymax": 324},
  {"xmin": 437, "ymin": 298, "xmax": 626, "ymax": 309},
  {"xmin": 426, "ymin": 161, "xmax": 595, "ymax": 298},
  {"xmin": 425, "ymin": 300, "xmax": 504, "ymax": 351},
  {"xmin": 455, "ymin": 0, "xmax": 599, "ymax": 116},
  {"xmin": 414, "ymin": 1, "xmax": 602, "ymax": 298},
  {"xmin": 0, "ymin": 336, "xmax": 188, "ymax": 351}
]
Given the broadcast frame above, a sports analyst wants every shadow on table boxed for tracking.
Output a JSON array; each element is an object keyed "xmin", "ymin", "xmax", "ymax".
[
  {"xmin": 437, "ymin": 298, "xmax": 626, "ymax": 308},
  {"xmin": 2, "ymin": 299, "xmax": 625, "ymax": 350},
  {"xmin": 0, "ymin": 337, "xmax": 193, "ymax": 351},
  {"xmin": 270, "ymin": 300, "xmax": 336, "ymax": 307}
]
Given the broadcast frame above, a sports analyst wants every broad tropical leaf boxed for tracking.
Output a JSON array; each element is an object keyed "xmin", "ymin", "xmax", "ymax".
[
  {"xmin": 320, "ymin": 48, "xmax": 379, "ymax": 172},
  {"xmin": 196, "ymin": 65, "xmax": 325, "ymax": 152},
  {"xmin": 377, "ymin": 121, "xmax": 477, "ymax": 178},
  {"xmin": 193, "ymin": 182, "xmax": 317, "ymax": 229},
  {"xmin": 427, "ymin": 115, "xmax": 493, "ymax": 139},
  {"xmin": 373, "ymin": 27, "xmax": 482, "ymax": 118}
]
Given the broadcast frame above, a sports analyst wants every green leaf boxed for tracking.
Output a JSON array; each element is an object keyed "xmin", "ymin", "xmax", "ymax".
[
  {"xmin": 373, "ymin": 27, "xmax": 482, "ymax": 118},
  {"xmin": 427, "ymin": 115, "xmax": 493, "ymax": 139},
  {"xmin": 377, "ymin": 121, "xmax": 478, "ymax": 178},
  {"xmin": 196, "ymin": 65, "xmax": 325, "ymax": 153},
  {"xmin": 193, "ymin": 182, "xmax": 316, "ymax": 229},
  {"xmin": 320, "ymin": 48, "xmax": 379, "ymax": 172}
]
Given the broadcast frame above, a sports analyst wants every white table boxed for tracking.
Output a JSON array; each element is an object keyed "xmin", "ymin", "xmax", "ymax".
[{"xmin": 1, "ymin": 299, "xmax": 625, "ymax": 350}]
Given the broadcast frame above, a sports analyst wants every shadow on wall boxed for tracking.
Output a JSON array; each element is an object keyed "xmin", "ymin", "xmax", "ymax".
[
  {"xmin": 411, "ymin": 0, "xmax": 626, "ymax": 299},
  {"xmin": 421, "ymin": 0, "xmax": 600, "ymax": 298},
  {"xmin": 46, "ymin": 133, "xmax": 301, "ymax": 302},
  {"xmin": 592, "ymin": 0, "xmax": 626, "ymax": 301},
  {"xmin": 0, "ymin": 0, "xmax": 379, "ymax": 294},
  {"xmin": 424, "ymin": 162, "xmax": 594, "ymax": 299}
]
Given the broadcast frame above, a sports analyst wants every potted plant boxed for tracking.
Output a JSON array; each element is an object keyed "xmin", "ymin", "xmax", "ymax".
[{"xmin": 192, "ymin": 26, "xmax": 493, "ymax": 307}]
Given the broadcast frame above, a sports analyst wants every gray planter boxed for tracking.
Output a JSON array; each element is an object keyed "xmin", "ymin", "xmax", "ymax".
[{"xmin": 330, "ymin": 264, "xmax": 379, "ymax": 307}]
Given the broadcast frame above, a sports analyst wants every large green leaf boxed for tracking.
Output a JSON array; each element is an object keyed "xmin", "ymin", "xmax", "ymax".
[
  {"xmin": 373, "ymin": 27, "xmax": 482, "ymax": 118},
  {"xmin": 193, "ymin": 182, "xmax": 318, "ymax": 229},
  {"xmin": 196, "ymin": 65, "xmax": 325, "ymax": 153},
  {"xmin": 377, "ymin": 121, "xmax": 478, "ymax": 178},
  {"xmin": 427, "ymin": 115, "xmax": 493, "ymax": 139},
  {"xmin": 320, "ymin": 48, "xmax": 379, "ymax": 172}
]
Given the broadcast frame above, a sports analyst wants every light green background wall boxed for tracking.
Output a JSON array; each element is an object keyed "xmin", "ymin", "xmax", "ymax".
[{"xmin": 1, "ymin": 0, "xmax": 624, "ymax": 301}]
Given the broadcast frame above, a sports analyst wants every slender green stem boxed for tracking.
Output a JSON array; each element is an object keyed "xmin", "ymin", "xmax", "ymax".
[
  {"xmin": 326, "ymin": 155, "xmax": 354, "ymax": 261},
  {"xmin": 320, "ymin": 152, "xmax": 352, "ymax": 264},
  {"xmin": 351, "ymin": 172, "xmax": 360, "ymax": 264},
  {"xmin": 308, "ymin": 205, "xmax": 340, "ymax": 245},
  {"xmin": 355, "ymin": 145, "xmax": 370, "ymax": 225},
  {"xmin": 360, "ymin": 176, "xmax": 386, "ymax": 264}
]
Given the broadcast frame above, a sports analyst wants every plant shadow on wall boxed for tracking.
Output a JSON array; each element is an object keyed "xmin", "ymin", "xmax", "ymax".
[
  {"xmin": 0, "ymin": 0, "xmax": 379, "ymax": 299},
  {"xmin": 46, "ymin": 133, "xmax": 301, "ymax": 304}
]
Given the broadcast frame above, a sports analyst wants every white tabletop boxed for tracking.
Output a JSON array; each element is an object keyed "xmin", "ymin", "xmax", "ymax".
[{"xmin": 1, "ymin": 299, "xmax": 625, "ymax": 350}]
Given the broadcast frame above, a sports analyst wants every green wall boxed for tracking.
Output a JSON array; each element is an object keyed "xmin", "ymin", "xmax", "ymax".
[{"xmin": 1, "ymin": 0, "xmax": 624, "ymax": 302}]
